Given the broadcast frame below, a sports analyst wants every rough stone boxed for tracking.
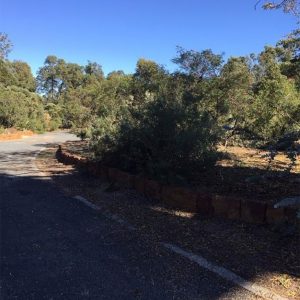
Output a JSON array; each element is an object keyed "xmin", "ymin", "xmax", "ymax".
[
  {"xmin": 284, "ymin": 207, "xmax": 298, "ymax": 221},
  {"xmin": 212, "ymin": 195, "xmax": 240, "ymax": 220},
  {"xmin": 144, "ymin": 179, "xmax": 161, "ymax": 200},
  {"xmin": 241, "ymin": 200, "xmax": 267, "ymax": 223},
  {"xmin": 114, "ymin": 170, "xmax": 135, "ymax": 188},
  {"xmin": 266, "ymin": 205, "xmax": 285, "ymax": 224},
  {"xmin": 161, "ymin": 186, "xmax": 198, "ymax": 212},
  {"xmin": 99, "ymin": 166, "xmax": 109, "ymax": 181},
  {"xmin": 197, "ymin": 193, "xmax": 214, "ymax": 216},
  {"xmin": 134, "ymin": 176, "xmax": 145, "ymax": 194},
  {"xmin": 108, "ymin": 168, "xmax": 118, "ymax": 182}
]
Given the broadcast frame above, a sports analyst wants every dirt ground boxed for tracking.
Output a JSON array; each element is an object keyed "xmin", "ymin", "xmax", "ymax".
[
  {"xmin": 36, "ymin": 146, "xmax": 300, "ymax": 299},
  {"xmin": 0, "ymin": 128, "xmax": 34, "ymax": 141}
]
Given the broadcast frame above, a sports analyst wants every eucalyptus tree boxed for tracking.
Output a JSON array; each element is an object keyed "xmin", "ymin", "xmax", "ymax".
[
  {"xmin": 172, "ymin": 47, "xmax": 224, "ymax": 80},
  {"xmin": 37, "ymin": 56, "xmax": 61, "ymax": 100},
  {"xmin": 258, "ymin": 0, "xmax": 300, "ymax": 16},
  {"xmin": 10, "ymin": 61, "xmax": 36, "ymax": 92},
  {"xmin": 250, "ymin": 47, "xmax": 300, "ymax": 141},
  {"xmin": 0, "ymin": 33, "xmax": 12, "ymax": 59},
  {"xmin": 132, "ymin": 58, "xmax": 168, "ymax": 103},
  {"xmin": 276, "ymin": 29, "xmax": 300, "ymax": 89}
]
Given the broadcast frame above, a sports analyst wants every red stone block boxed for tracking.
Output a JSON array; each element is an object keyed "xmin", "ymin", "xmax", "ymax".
[
  {"xmin": 72, "ymin": 155, "xmax": 81, "ymax": 165},
  {"xmin": 284, "ymin": 207, "xmax": 298, "ymax": 222},
  {"xmin": 212, "ymin": 195, "xmax": 240, "ymax": 220},
  {"xmin": 64, "ymin": 154, "xmax": 73, "ymax": 165},
  {"xmin": 108, "ymin": 168, "xmax": 118, "ymax": 182},
  {"xmin": 241, "ymin": 200, "xmax": 267, "ymax": 224},
  {"xmin": 69, "ymin": 158, "xmax": 75, "ymax": 165},
  {"xmin": 56, "ymin": 148, "xmax": 62, "ymax": 161},
  {"xmin": 76, "ymin": 159, "xmax": 86, "ymax": 169},
  {"xmin": 87, "ymin": 163, "xmax": 98, "ymax": 175},
  {"xmin": 114, "ymin": 170, "xmax": 135, "ymax": 188},
  {"xmin": 89, "ymin": 163, "xmax": 100, "ymax": 176},
  {"xmin": 63, "ymin": 152, "xmax": 79, "ymax": 165},
  {"xmin": 161, "ymin": 186, "xmax": 198, "ymax": 212},
  {"xmin": 134, "ymin": 176, "xmax": 145, "ymax": 194},
  {"xmin": 144, "ymin": 179, "xmax": 161, "ymax": 200},
  {"xmin": 197, "ymin": 193, "xmax": 214, "ymax": 216},
  {"xmin": 265, "ymin": 205, "xmax": 285, "ymax": 224},
  {"xmin": 60, "ymin": 152, "xmax": 66, "ymax": 162},
  {"xmin": 100, "ymin": 166, "xmax": 109, "ymax": 181}
]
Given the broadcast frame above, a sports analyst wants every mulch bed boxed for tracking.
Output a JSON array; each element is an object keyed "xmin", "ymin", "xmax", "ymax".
[{"xmin": 61, "ymin": 141, "xmax": 300, "ymax": 205}]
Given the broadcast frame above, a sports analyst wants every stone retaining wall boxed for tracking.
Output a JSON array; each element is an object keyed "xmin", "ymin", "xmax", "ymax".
[{"xmin": 56, "ymin": 145, "xmax": 299, "ymax": 225}]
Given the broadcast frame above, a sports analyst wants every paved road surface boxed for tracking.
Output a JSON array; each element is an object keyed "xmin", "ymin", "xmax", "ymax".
[{"xmin": 0, "ymin": 132, "xmax": 258, "ymax": 299}]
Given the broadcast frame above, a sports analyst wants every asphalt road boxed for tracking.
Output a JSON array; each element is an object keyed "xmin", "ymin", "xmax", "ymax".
[{"xmin": 0, "ymin": 132, "xmax": 259, "ymax": 300}]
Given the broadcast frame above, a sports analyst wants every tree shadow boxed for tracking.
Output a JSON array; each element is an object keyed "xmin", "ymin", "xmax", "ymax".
[
  {"xmin": 192, "ymin": 164, "xmax": 300, "ymax": 203},
  {"xmin": 33, "ymin": 143, "xmax": 60, "ymax": 148}
]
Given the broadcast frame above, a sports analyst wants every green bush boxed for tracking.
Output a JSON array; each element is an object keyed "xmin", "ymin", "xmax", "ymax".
[
  {"xmin": 0, "ymin": 85, "xmax": 46, "ymax": 131},
  {"xmin": 92, "ymin": 92, "xmax": 220, "ymax": 184}
]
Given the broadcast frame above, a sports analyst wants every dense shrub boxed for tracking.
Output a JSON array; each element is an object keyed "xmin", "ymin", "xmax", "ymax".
[
  {"xmin": 91, "ymin": 91, "xmax": 220, "ymax": 184},
  {"xmin": 0, "ymin": 85, "xmax": 46, "ymax": 131}
]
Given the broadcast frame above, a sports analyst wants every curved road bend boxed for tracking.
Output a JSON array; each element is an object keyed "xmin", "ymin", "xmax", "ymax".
[{"xmin": 0, "ymin": 132, "xmax": 259, "ymax": 299}]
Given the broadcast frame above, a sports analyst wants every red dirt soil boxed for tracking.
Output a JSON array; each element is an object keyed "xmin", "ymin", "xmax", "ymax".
[{"xmin": 0, "ymin": 128, "xmax": 34, "ymax": 141}]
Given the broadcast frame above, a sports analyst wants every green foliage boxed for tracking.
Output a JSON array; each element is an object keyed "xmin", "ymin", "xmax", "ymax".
[
  {"xmin": 132, "ymin": 59, "xmax": 167, "ymax": 102},
  {"xmin": 0, "ymin": 85, "xmax": 45, "ymax": 131},
  {"xmin": 92, "ymin": 82, "xmax": 220, "ymax": 183},
  {"xmin": 277, "ymin": 30, "xmax": 300, "ymax": 90},
  {"xmin": 0, "ymin": 35, "xmax": 45, "ymax": 132},
  {"xmin": 172, "ymin": 47, "xmax": 224, "ymax": 79},
  {"xmin": 0, "ymin": 59, "xmax": 36, "ymax": 91},
  {"xmin": 220, "ymin": 56, "xmax": 255, "ymax": 129},
  {"xmin": 9, "ymin": 61, "xmax": 36, "ymax": 91},
  {"xmin": 248, "ymin": 47, "xmax": 300, "ymax": 142},
  {"xmin": 44, "ymin": 103, "xmax": 62, "ymax": 131},
  {"xmin": 37, "ymin": 56, "xmax": 104, "ymax": 101},
  {"xmin": 0, "ymin": 59, "xmax": 16, "ymax": 86},
  {"xmin": 85, "ymin": 61, "xmax": 104, "ymax": 79}
]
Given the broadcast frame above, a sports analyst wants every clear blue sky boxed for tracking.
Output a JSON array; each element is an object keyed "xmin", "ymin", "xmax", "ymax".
[{"xmin": 0, "ymin": 0, "xmax": 297, "ymax": 76}]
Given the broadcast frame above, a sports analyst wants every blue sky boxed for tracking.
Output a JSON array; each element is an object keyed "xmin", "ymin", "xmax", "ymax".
[{"xmin": 0, "ymin": 0, "xmax": 297, "ymax": 76}]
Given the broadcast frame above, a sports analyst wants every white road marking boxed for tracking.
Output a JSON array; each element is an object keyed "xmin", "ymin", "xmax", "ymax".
[
  {"xmin": 73, "ymin": 195, "xmax": 136, "ymax": 231},
  {"xmin": 162, "ymin": 243, "xmax": 288, "ymax": 300},
  {"xmin": 74, "ymin": 195, "xmax": 101, "ymax": 211}
]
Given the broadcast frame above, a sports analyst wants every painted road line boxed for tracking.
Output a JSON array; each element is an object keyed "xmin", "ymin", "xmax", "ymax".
[
  {"xmin": 162, "ymin": 243, "xmax": 288, "ymax": 300},
  {"xmin": 74, "ymin": 195, "xmax": 102, "ymax": 211},
  {"xmin": 73, "ymin": 195, "xmax": 136, "ymax": 231}
]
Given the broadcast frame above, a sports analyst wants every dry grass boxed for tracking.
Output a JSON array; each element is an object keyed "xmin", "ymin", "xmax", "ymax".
[{"xmin": 218, "ymin": 145, "xmax": 300, "ymax": 174}]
